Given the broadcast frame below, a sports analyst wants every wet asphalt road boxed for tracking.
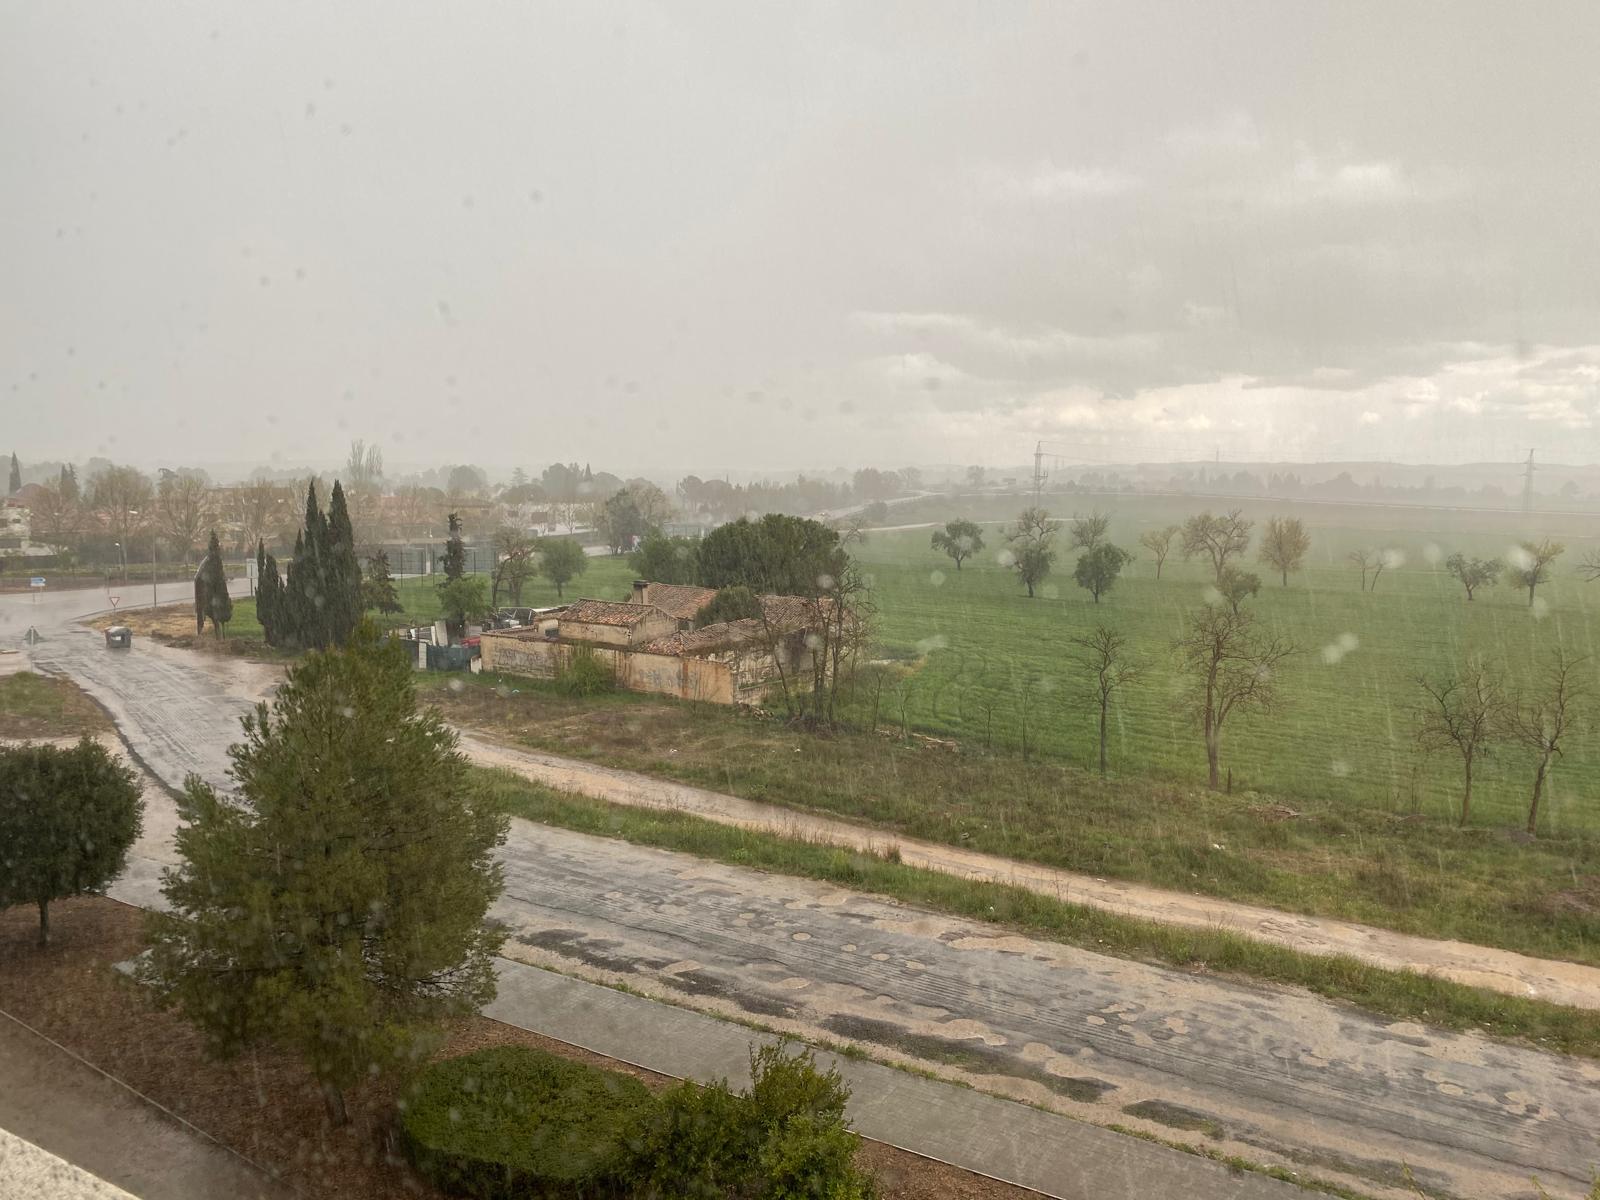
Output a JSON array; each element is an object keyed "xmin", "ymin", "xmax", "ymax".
[{"xmin": 7, "ymin": 587, "xmax": 1599, "ymax": 1199}]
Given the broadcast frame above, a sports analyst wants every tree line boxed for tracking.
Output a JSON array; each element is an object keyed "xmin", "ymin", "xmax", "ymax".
[{"xmin": 930, "ymin": 506, "xmax": 1585, "ymax": 607}]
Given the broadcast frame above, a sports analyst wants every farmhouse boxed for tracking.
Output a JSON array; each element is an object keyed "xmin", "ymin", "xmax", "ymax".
[{"xmin": 478, "ymin": 582, "xmax": 816, "ymax": 706}]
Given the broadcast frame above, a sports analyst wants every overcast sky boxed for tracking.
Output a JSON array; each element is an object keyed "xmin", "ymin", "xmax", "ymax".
[{"xmin": 6, "ymin": 2, "xmax": 1600, "ymax": 476}]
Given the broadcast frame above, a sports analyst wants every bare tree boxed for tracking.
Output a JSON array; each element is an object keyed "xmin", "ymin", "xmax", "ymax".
[
  {"xmin": 1067, "ymin": 510, "xmax": 1110, "ymax": 552},
  {"xmin": 1257, "ymin": 516, "xmax": 1311, "ymax": 587},
  {"xmin": 154, "ymin": 473, "xmax": 215, "ymax": 565},
  {"xmin": 343, "ymin": 439, "xmax": 384, "ymax": 541},
  {"xmin": 1578, "ymin": 548, "xmax": 1600, "ymax": 583},
  {"xmin": 1512, "ymin": 538, "xmax": 1565, "ymax": 606},
  {"xmin": 1070, "ymin": 625, "xmax": 1142, "ymax": 775},
  {"xmin": 1180, "ymin": 510, "xmax": 1253, "ymax": 582},
  {"xmin": 1139, "ymin": 524, "xmax": 1180, "ymax": 579},
  {"xmin": 1507, "ymin": 650, "xmax": 1588, "ymax": 836},
  {"xmin": 1347, "ymin": 548, "xmax": 1377, "ymax": 591},
  {"xmin": 489, "ymin": 525, "xmax": 537, "ymax": 607},
  {"xmin": 89, "ymin": 465, "xmax": 153, "ymax": 573},
  {"xmin": 1415, "ymin": 663, "xmax": 1506, "ymax": 826},
  {"xmin": 1174, "ymin": 603, "xmax": 1296, "ymax": 790},
  {"xmin": 26, "ymin": 480, "xmax": 82, "ymax": 559},
  {"xmin": 227, "ymin": 479, "xmax": 290, "ymax": 555}
]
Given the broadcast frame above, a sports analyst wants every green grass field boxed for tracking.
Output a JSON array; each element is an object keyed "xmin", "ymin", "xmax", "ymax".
[{"xmin": 852, "ymin": 493, "xmax": 1600, "ymax": 835}]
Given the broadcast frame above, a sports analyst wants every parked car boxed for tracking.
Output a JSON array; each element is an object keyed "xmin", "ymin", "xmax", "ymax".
[{"xmin": 105, "ymin": 625, "xmax": 132, "ymax": 649}]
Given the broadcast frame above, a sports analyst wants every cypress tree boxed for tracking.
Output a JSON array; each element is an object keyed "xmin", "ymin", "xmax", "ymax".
[
  {"xmin": 441, "ymin": 512, "xmax": 466, "ymax": 582},
  {"xmin": 194, "ymin": 531, "xmax": 233, "ymax": 636},
  {"xmin": 327, "ymin": 481, "xmax": 363, "ymax": 646},
  {"xmin": 285, "ymin": 529, "xmax": 309, "ymax": 649},
  {"xmin": 7, "ymin": 453, "xmax": 19, "ymax": 494},
  {"xmin": 256, "ymin": 540, "xmax": 283, "ymax": 647}
]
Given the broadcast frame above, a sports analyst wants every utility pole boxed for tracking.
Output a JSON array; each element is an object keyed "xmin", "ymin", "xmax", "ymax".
[
  {"xmin": 1522, "ymin": 449, "xmax": 1535, "ymax": 514},
  {"xmin": 151, "ymin": 540, "xmax": 157, "ymax": 610},
  {"xmin": 1033, "ymin": 441, "xmax": 1044, "ymax": 497}
]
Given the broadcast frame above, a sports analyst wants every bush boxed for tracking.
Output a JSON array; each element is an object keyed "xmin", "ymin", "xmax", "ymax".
[
  {"xmin": 556, "ymin": 646, "xmax": 615, "ymax": 697},
  {"xmin": 624, "ymin": 1043, "xmax": 876, "ymax": 1200},
  {"xmin": 399, "ymin": 1046, "xmax": 654, "ymax": 1199}
]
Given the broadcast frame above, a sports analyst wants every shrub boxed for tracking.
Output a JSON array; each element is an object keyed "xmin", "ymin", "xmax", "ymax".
[
  {"xmin": 624, "ymin": 1043, "xmax": 876, "ymax": 1200},
  {"xmin": 399, "ymin": 1046, "xmax": 654, "ymax": 1199},
  {"xmin": 556, "ymin": 645, "xmax": 615, "ymax": 697}
]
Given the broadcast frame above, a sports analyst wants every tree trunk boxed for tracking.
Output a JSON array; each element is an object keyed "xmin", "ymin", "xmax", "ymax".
[
  {"xmin": 1459, "ymin": 755, "xmax": 1473, "ymax": 826},
  {"xmin": 322, "ymin": 1081, "xmax": 349, "ymax": 1126},
  {"xmin": 1025, "ymin": 580, "xmax": 1034, "ymax": 598},
  {"xmin": 1465, "ymin": 586, "xmax": 1474, "ymax": 601},
  {"xmin": 1527, "ymin": 754, "xmax": 1551, "ymax": 835},
  {"xmin": 36, "ymin": 899, "xmax": 49, "ymax": 947},
  {"xmin": 1205, "ymin": 728, "xmax": 1220, "ymax": 790},
  {"xmin": 1528, "ymin": 584, "xmax": 1536, "ymax": 606},
  {"xmin": 1281, "ymin": 568, "xmax": 1288, "ymax": 587},
  {"xmin": 1098, "ymin": 704, "xmax": 1108, "ymax": 775},
  {"xmin": 1155, "ymin": 560, "xmax": 1163, "ymax": 580}
]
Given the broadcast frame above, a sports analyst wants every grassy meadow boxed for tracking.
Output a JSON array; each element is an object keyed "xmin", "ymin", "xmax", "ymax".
[{"xmin": 851, "ymin": 492, "xmax": 1600, "ymax": 836}]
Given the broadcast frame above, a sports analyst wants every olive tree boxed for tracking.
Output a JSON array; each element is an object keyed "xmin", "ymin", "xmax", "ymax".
[
  {"xmin": 930, "ymin": 519, "xmax": 985, "ymax": 571},
  {"xmin": 1257, "ymin": 516, "xmax": 1310, "ymax": 586},
  {"xmin": 1445, "ymin": 553, "xmax": 1501, "ymax": 601}
]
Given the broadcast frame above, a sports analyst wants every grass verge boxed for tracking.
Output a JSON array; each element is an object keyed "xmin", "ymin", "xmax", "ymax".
[
  {"xmin": 429, "ymin": 672, "xmax": 1600, "ymax": 969},
  {"xmin": 0, "ymin": 671, "xmax": 111, "ymax": 739},
  {"xmin": 475, "ymin": 766, "xmax": 1600, "ymax": 1061}
]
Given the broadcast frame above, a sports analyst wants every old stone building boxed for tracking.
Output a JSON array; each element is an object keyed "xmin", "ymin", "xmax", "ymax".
[{"xmin": 477, "ymin": 582, "xmax": 814, "ymax": 706}]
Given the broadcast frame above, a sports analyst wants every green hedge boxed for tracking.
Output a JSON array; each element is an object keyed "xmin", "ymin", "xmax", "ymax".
[
  {"xmin": 401, "ymin": 1043, "xmax": 875, "ymax": 1200},
  {"xmin": 399, "ymin": 1046, "xmax": 653, "ymax": 1198}
]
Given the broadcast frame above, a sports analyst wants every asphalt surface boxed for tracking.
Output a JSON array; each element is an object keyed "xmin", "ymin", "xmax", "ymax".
[{"xmin": 7, "ymin": 585, "xmax": 1599, "ymax": 1199}]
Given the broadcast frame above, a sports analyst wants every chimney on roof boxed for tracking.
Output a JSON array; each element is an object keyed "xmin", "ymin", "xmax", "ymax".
[{"xmin": 631, "ymin": 580, "xmax": 649, "ymax": 605}]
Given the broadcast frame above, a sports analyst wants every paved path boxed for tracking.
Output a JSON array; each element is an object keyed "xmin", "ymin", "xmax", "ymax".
[
  {"xmin": 9, "ymin": 585, "xmax": 1600, "ymax": 1198},
  {"xmin": 487, "ymin": 959, "xmax": 1301, "ymax": 1200},
  {"xmin": 462, "ymin": 734, "xmax": 1600, "ymax": 1011},
  {"xmin": 0, "ymin": 1012, "xmax": 293, "ymax": 1200}
]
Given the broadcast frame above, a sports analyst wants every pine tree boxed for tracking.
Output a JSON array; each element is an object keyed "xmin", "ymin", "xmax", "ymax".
[
  {"xmin": 7, "ymin": 453, "xmax": 19, "ymax": 494},
  {"xmin": 141, "ymin": 626, "xmax": 507, "ymax": 1124},
  {"xmin": 326, "ymin": 480, "xmax": 363, "ymax": 646},
  {"xmin": 193, "ymin": 531, "xmax": 233, "ymax": 636},
  {"xmin": 363, "ymin": 550, "xmax": 403, "ymax": 615}
]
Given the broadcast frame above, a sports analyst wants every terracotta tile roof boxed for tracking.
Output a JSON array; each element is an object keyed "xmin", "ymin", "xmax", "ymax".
[
  {"xmin": 640, "ymin": 583, "xmax": 718, "ymax": 621},
  {"xmin": 561, "ymin": 598, "xmax": 669, "ymax": 627},
  {"xmin": 638, "ymin": 618, "xmax": 768, "ymax": 657}
]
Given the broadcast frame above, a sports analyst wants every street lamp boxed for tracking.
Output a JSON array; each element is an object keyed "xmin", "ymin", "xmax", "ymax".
[{"xmin": 113, "ymin": 540, "xmax": 127, "ymax": 581}]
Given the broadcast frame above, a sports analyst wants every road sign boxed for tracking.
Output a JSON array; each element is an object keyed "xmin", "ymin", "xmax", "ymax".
[
  {"xmin": 29, "ymin": 577, "xmax": 46, "ymax": 588},
  {"xmin": 109, "ymin": 595, "xmax": 121, "ymax": 608}
]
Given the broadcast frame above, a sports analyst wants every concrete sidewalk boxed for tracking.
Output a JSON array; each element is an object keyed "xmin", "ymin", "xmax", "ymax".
[
  {"xmin": 0, "ymin": 1011, "xmax": 294, "ymax": 1200},
  {"xmin": 485, "ymin": 959, "xmax": 1305, "ymax": 1200}
]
